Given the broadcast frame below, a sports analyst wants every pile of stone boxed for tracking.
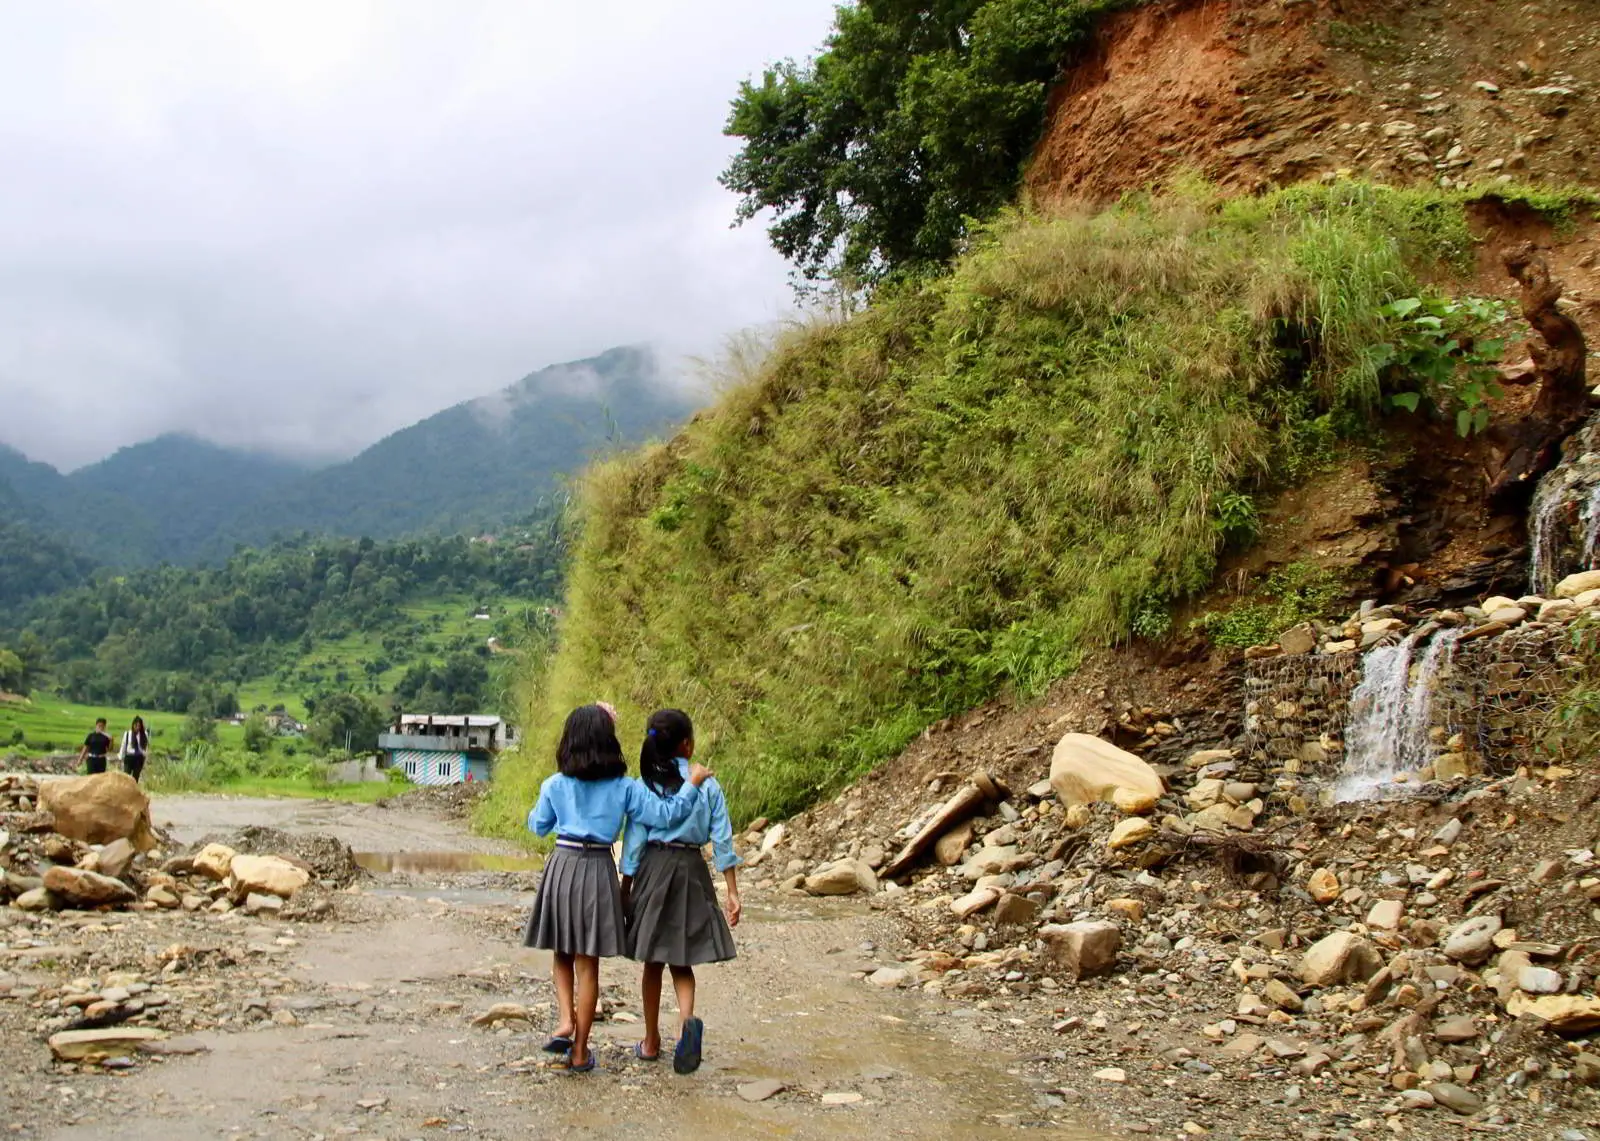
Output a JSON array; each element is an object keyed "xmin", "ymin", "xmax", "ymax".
[
  {"xmin": 750, "ymin": 707, "xmax": 1600, "ymax": 1128},
  {"xmin": 2, "ymin": 772, "xmax": 319, "ymax": 917}
]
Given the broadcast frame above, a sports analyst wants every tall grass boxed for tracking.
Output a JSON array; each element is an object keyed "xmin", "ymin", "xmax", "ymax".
[{"xmin": 480, "ymin": 182, "xmax": 1515, "ymax": 833}]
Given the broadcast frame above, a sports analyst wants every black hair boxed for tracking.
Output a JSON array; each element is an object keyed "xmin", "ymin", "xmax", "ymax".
[
  {"xmin": 556, "ymin": 704, "xmax": 627, "ymax": 781},
  {"xmin": 129, "ymin": 717, "xmax": 148, "ymax": 750},
  {"xmin": 639, "ymin": 709, "xmax": 693, "ymax": 797},
  {"xmin": 94, "ymin": 718, "xmax": 107, "ymax": 728}
]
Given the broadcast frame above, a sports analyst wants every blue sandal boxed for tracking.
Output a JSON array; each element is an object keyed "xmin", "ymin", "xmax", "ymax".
[
  {"xmin": 551, "ymin": 1051, "xmax": 598, "ymax": 1074},
  {"xmin": 542, "ymin": 1035, "xmax": 573, "ymax": 1055},
  {"xmin": 634, "ymin": 1041, "xmax": 661, "ymax": 1061},
  {"xmin": 673, "ymin": 1017, "xmax": 704, "ymax": 1074}
]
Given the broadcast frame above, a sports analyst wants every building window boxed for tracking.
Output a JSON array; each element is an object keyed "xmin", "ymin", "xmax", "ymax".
[{"xmin": 438, "ymin": 761, "xmax": 451, "ymax": 777}]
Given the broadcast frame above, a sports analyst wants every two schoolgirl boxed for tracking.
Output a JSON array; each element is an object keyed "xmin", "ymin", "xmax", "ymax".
[{"xmin": 523, "ymin": 704, "xmax": 740, "ymax": 1075}]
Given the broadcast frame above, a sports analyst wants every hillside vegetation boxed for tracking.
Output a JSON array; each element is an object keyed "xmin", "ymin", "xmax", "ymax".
[{"xmin": 484, "ymin": 182, "xmax": 1532, "ymax": 831}]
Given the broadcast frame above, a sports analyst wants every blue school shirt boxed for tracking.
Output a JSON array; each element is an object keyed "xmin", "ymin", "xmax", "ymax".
[
  {"xmin": 619, "ymin": 758, "xmax": 741, "ymax": 876},
  {"xmin": 527, "ymin": 772, "xmax": 700, "ymax": 844}
]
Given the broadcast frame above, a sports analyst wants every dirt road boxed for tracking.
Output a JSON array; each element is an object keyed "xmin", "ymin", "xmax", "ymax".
[{"xmin": 6, "ymin": 795, "xmax": 1110, "ymax": 1140}]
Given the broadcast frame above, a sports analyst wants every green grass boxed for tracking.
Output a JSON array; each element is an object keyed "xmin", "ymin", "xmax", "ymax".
[
  {"xmin": 186, "ymin": 776, "xmax": 400, "ymax": 803},
  {"xmin": 480, "ymin": 180, "xmax": 1545, "ymax": 834},
  {"xmin": 1, "ymin": 695, "xmax": 245, "ymax": 756}
]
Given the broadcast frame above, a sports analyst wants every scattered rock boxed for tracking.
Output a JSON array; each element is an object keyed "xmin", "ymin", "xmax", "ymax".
[
  {"xmin": 804, "ymin": 859, "xmax": 871, "ymax": 896},
  {"xmin": 471, "ymin": 1003, "xmax": 534, "ymax": 1028},
  {"xmin": 1106, "ymin": 818, "xmax": 1153, "ymax": 850},
  {"xmin": 192, "ymin": 843, "xmax": 237, "ymax": 880},
  {"xmin": 738, "ymin": 1078, "xmax": 786, "ymax": 1102},
  {"xmin": 1306, "ymin": 868, "xmax": 1340, "ymax": 904},
  {"xmin": 1442, "ymin": 915, "xmax": 1501, "ymax": 965},
  {"xmin": 49, "ymin": 1027, "xmax": 167, "ymax": 1061},
  {"xmin": 1425, "ymin": 1082, "xmax": 1482, "ymax": 1115},
  {"xmin": 36, "ymin": 773, "xmax": 156, "ymax": 850},
  {"xmin": 1298, "ymin": 932, "xmax": 1382, "ymax": 986},
  {"xmin": 1040, "ymin": 920, "xmax": 1121, "ymax": 981},
  {"xmin": 41, "ymin": 865, "xmax": 137, "ymax": 908}
]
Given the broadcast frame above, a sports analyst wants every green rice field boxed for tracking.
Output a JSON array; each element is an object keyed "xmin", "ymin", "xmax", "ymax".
[{"xmin": 0, "ymin": 695, "xmax": 246, "ymax": 757}]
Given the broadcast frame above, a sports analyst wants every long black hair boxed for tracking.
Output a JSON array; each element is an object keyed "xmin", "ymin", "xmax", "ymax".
[
  {"xmin": 556, "ymin": 704, "xmax": 627, "ymax": 781},
  {"xmin": 639, "ymin": 709, "xmax": 693, "ymax": 796},
  {"xmin": 129, "ymin": 717, "xmax": 148, "ymax": 752}
]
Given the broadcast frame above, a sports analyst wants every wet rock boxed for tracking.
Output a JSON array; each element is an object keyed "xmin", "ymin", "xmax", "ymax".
[
  {"xmin": 933, "ymin": 822, "xmax": 974, "ymax": 866},
  {"xmin": 229, "ymin": 855, "xmax": 311, "ymax": 900},
  {"xmin": 1277, "ymin": 623, "xmax": 1317, "ymax": 656},
  {"xmin": 993, "ymin": 893, "xmax": 1040, "ymax": 927},
  {"xmin": 1442, "ymin": 915, "xmax": 1501, "ymax": 964},
  {"xmin": 1107, "ymin": 818, "xmax": 1153, "ymax": 850},
  {"xmin": 1298, "ymin": 932, "xmax": 1382, "ymax": 986},
  {"xmin": 1426, "ymin": 1082, "xmax": 1482, "ymax": 1115},
  {"xmin": 1505, "ymin": 993, "xmax": 1600, "ymax": 1032},
  {"xmin": 1040, "ymin": 920, "xmax": 1121, "ymax": 980},
  {"xmin": 738, "ymin": 1078, "xmax": 786, "ymax": 1102},
  {"xmin": 37, "ymin": 772, "xmax": 156, "ymax": 850},
  {"xmin": 1307, "ymin": 868, "xmax": 1340, "ymax": 903},
  {"xmin": 804, "ymin": 860, "xmax": 868, "ymax": 896},
  {"xmin": 191, "ymin": 843, "xmax": 238, "ymax": 881},
  {"xmin": 49, "ymin": 1027, "xmax": 166, "ymax": 1061},
  {"xmin": 41, "ymin": 866, "xmax": 137, "ymax": 908},
  {"xmin": 950, "ymin": 887, "xmax": 1000, "ymax": 918},
  {"xmin": 1048, "ymin": 733, "xmax": 1164, "ymax": 808},
  {"xmin": 96, "ymin": 838, "xmax": 137, "ymax": 880},
  {"xmin": 470, "ymin": 1003, "xmax": 534, "ymax": 1028},
  {"xmin": 1556, "ymin": 570, "xmax": 1600, "ymax": 598}
]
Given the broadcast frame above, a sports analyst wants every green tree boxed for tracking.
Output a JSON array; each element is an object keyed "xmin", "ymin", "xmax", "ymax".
[
  {"xmin": 242, "ymin": 712, "xmax": 273, "ymax": 754},
  {"xmin": 722, "ymin": 0, "xmax": 1120, "ymax": 284},
  {"xmin": 308, "ymin": 692, "xmax": 387, "ymax": 753},
  {"xmin": 179, "ymin": 706, "xmax": 218, "ymax": 746},
  {"xmin": 0, "ymin": 647, "xmax": 24, "ymax": 694}
]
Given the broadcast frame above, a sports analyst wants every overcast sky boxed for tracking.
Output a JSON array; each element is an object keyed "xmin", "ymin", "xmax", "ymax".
[{"xmin": 0, "ymin": 1, "xmax": 836, "ymax": 471}]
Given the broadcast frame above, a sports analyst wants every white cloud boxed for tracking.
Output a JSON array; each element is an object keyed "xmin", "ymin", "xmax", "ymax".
[{"xmin": 0, "ymin": 0, "xmax": 833, "ymax": 469}]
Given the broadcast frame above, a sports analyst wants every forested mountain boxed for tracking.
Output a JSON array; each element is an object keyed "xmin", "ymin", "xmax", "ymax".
[
  {"xmin": 72, "ymin": 436, "xmax": 308, "ymax": 563},
  {"xmin": 7, "ymin": 529, "xmax": 563, "ymax": 715},
  {"xmin": 0, "ymin": 345, "xmax": 696, "ymax": 570},
  {"xmin": 217, "ymin": 345, "xmax": 694, "ymax": 548}
]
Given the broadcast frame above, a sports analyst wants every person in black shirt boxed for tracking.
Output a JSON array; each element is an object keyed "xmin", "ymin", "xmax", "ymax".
[{"xmin": 78, "ymin": 718, "xmax": 112, "ymax": 775}]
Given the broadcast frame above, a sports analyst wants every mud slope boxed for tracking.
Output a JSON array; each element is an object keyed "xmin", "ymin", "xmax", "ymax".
[{"xmin": 1027, "ymin": 0, "xmax": 1600, "ymax": 204}]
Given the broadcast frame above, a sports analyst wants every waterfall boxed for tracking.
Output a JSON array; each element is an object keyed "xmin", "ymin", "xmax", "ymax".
[
  {"xmin": 1583, "ymin": 483, "xmax": 1600, "ymax": 571},
  {"xmin": 1529, "ymin": 473, "xmax": 1567, "ymax": 596},
  {"xmin": 1335, "ymin": 631, "xmax": 1421, "ymax": 801},
  {"xmin": 1399, "ymin": 627, "xmax": 1464, "ymax": 765}
]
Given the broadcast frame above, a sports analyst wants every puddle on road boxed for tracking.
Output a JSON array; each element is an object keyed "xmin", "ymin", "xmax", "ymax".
[{"xmin": 354, "ymin": 850, "xmax": 544, "ymax": 874}]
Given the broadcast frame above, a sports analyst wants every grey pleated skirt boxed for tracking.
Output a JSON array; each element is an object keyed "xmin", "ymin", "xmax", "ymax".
[
  {"xmin": 624, "ymin": 846, "xmax": 737, "ymax": 967},
  {"xmin": 523, "ymin": 846, "xmax": 627, "ymax": 958}
]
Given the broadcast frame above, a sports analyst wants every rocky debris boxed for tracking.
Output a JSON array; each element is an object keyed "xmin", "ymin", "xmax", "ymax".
[
  {"xmin": 194, "ymin": 825, "xmax": 361, "ymax": 885},
  {"xmin": 227, "ymin": 854, "xmax": 310, "ymax": 901},
  {"xmin": 736, "ymin": 1078, "xmax": 786, "ymax": 1102},
  {"xmin": 36, "ymin": 772, "xmax": 156, "ymax": 850},
  {"xmin": 470, "ymin": 1002, "xmax": 534, "ymax": 1028},
  {"xmin": 804, "ymin": 859, "xmax": 877, "ymax": 896},
  {"xmin": 48, "ymin": 1027, "xmax": 167, "ymax": 1062},
  {"xmin": 41, "ymin": 866, "xmax": 137, "ymax": 908},
  {"xmin": 1040, "ymin": 921, "xmax": 1120, "ymax": 981}
]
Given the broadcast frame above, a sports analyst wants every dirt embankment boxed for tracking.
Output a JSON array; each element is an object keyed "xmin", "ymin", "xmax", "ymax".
[{"xmin": 1027, "ymin": 0, "xmax": 1600, "ymax": 205}]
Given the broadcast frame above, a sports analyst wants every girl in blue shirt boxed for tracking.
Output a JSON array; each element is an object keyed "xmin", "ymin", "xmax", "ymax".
[
  {"xmin": 524, "ymin": 704, "xmax": 712, "ymax": 1073},
  {"xmin": 620, "ymin": 709, "xmax": 740, "ymax": 1074}
]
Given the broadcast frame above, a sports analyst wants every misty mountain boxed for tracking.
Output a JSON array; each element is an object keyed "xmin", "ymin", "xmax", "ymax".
[
  {"xmin": 2, "ymin": 345, "xmax": 698, "ymax": 570},
  {"xmin": 212, "ymin": 344, "xmax": 694, "ymax": 549}
]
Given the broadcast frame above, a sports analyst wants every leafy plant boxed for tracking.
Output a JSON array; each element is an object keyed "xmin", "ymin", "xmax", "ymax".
[
  {"xmin": 1194, "ymin": 563, "xmax": 1347, "ymax": 649},
  {"xmin": 1371, "ymin": 293, "xmax": 1508, "ymax": 436}
]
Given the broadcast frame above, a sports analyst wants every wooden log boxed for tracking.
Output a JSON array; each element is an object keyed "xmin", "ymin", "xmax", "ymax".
[{"xmin": 882, "ymin": 769, "xmax": 1010, "ymax": 881}]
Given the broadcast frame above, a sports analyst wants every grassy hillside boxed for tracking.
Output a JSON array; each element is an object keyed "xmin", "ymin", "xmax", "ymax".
[
  {"xmin": 0, "ymin": 695, "xmax": 246, "ymax": 756},
  {"xmin": 482, "ymin": 182, "xmax": 1547, "ymax": 833}
]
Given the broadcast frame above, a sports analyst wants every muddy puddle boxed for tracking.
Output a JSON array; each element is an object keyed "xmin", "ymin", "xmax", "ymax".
[{"xmin": 354, "ymin": 850, "xmax": 544, "ymax": 874}]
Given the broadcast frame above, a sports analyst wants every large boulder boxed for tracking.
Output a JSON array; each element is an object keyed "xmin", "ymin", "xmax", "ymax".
[
  {"xmin": 228, "ymin": 854, "xmax": 311, "ymax": 900},
  {"xmin": 1048, "ymin": 734, "xmax": 1164, "ymax": 809},
  {"xmin": 803, "ymin": 859, "xmax": 870, "ymax": 897},
  {"xmin": 1556, "ymin": 570, "xmax": 1600, "ymax": 599},
  {"xmin": 41, "ymin": 866, "xmax": 137, "ymax": 908},
  {"xmin": 1039, "ymin": 920, "xmax": 1122, "ymax": 980},
  {"xmin": 1298, "ymin": 931, "xmax": 1382, "ymax": 987},
  {"xmin": 37, "ymin": 773, "xmax": 155, "ymax": 851},
  {"xmin": 191, "ymin": 843, "xmax": 237, "ymax": 881}
]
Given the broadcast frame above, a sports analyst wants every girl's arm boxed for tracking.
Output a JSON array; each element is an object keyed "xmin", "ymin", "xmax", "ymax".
[
  {"xmin": 621, "ymin": 771, "xmax": 706, "ymax": 829},
  {"xmin": 619, "ymin": 814, "xmax": 647, "ymax": 877},
  {"xmin": 527, "ymin": 781, "xmax": 558, "ymax": 837},
  {"xmin": 722, "ymin": 866, "xmax": 741, "ymax": 928}
]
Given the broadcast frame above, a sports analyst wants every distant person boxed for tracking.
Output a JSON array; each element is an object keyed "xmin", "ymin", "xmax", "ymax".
[
  {"xmin": 523, "ymin": 703, "xmax": 713, "ymax": 1074},
  {"xmin": 621, "ymin": 709, "xmax": 740, "ymax": 1074},
  {"xmin": 77, "ymin": 718, "xmax": 112, "ymax": 775},
  {"xmin": 119, "ymin": 716, "xmax": 149, "ymax": 782}
]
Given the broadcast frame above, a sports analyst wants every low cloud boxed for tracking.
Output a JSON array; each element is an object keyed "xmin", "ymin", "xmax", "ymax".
[{"xmin": 0, "ymin": 0, "xmax": 831, "ymax": 469}]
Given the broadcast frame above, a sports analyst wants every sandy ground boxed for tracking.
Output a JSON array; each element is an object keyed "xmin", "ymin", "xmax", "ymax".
[{"xmin": 7, "ymin": 795, "xmax": 1111, "ymax": 1141}]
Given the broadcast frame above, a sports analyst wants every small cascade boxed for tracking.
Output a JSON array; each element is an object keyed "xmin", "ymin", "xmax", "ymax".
[
  {"xmin": 1583, "ymin": 483, "xmax": 1600, "ymax": 570},
  {"xmin": 1525, "ymin": 409, "xmax": 1600, "ymax": 594},
  {"xmin": 1335, "ymin": 631, "xmax": 1421, "ymax": 801},
  {"xmin": 1399, "ymin": 626, "xmax": 1465, "ymax": 764}
]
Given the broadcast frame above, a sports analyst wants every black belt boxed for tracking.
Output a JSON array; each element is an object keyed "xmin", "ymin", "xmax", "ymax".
[
  {"xmin": 555, "ymin": 837, "xmax": 612, "ymax": 851},
  {"xmin": 648, "ymin": 840, "xmax": 703, "ymax": 852}
]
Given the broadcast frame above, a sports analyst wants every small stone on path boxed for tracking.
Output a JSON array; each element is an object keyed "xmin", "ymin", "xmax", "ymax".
[{"xmin": 737, "ymin": 1079, "xmax": 786, "ymax": 1102}]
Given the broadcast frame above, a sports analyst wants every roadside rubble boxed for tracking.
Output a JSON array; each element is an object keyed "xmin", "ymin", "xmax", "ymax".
[{"xmin": 737, "ymin": 595, "xmax": 1600, "ymax": 1139}]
